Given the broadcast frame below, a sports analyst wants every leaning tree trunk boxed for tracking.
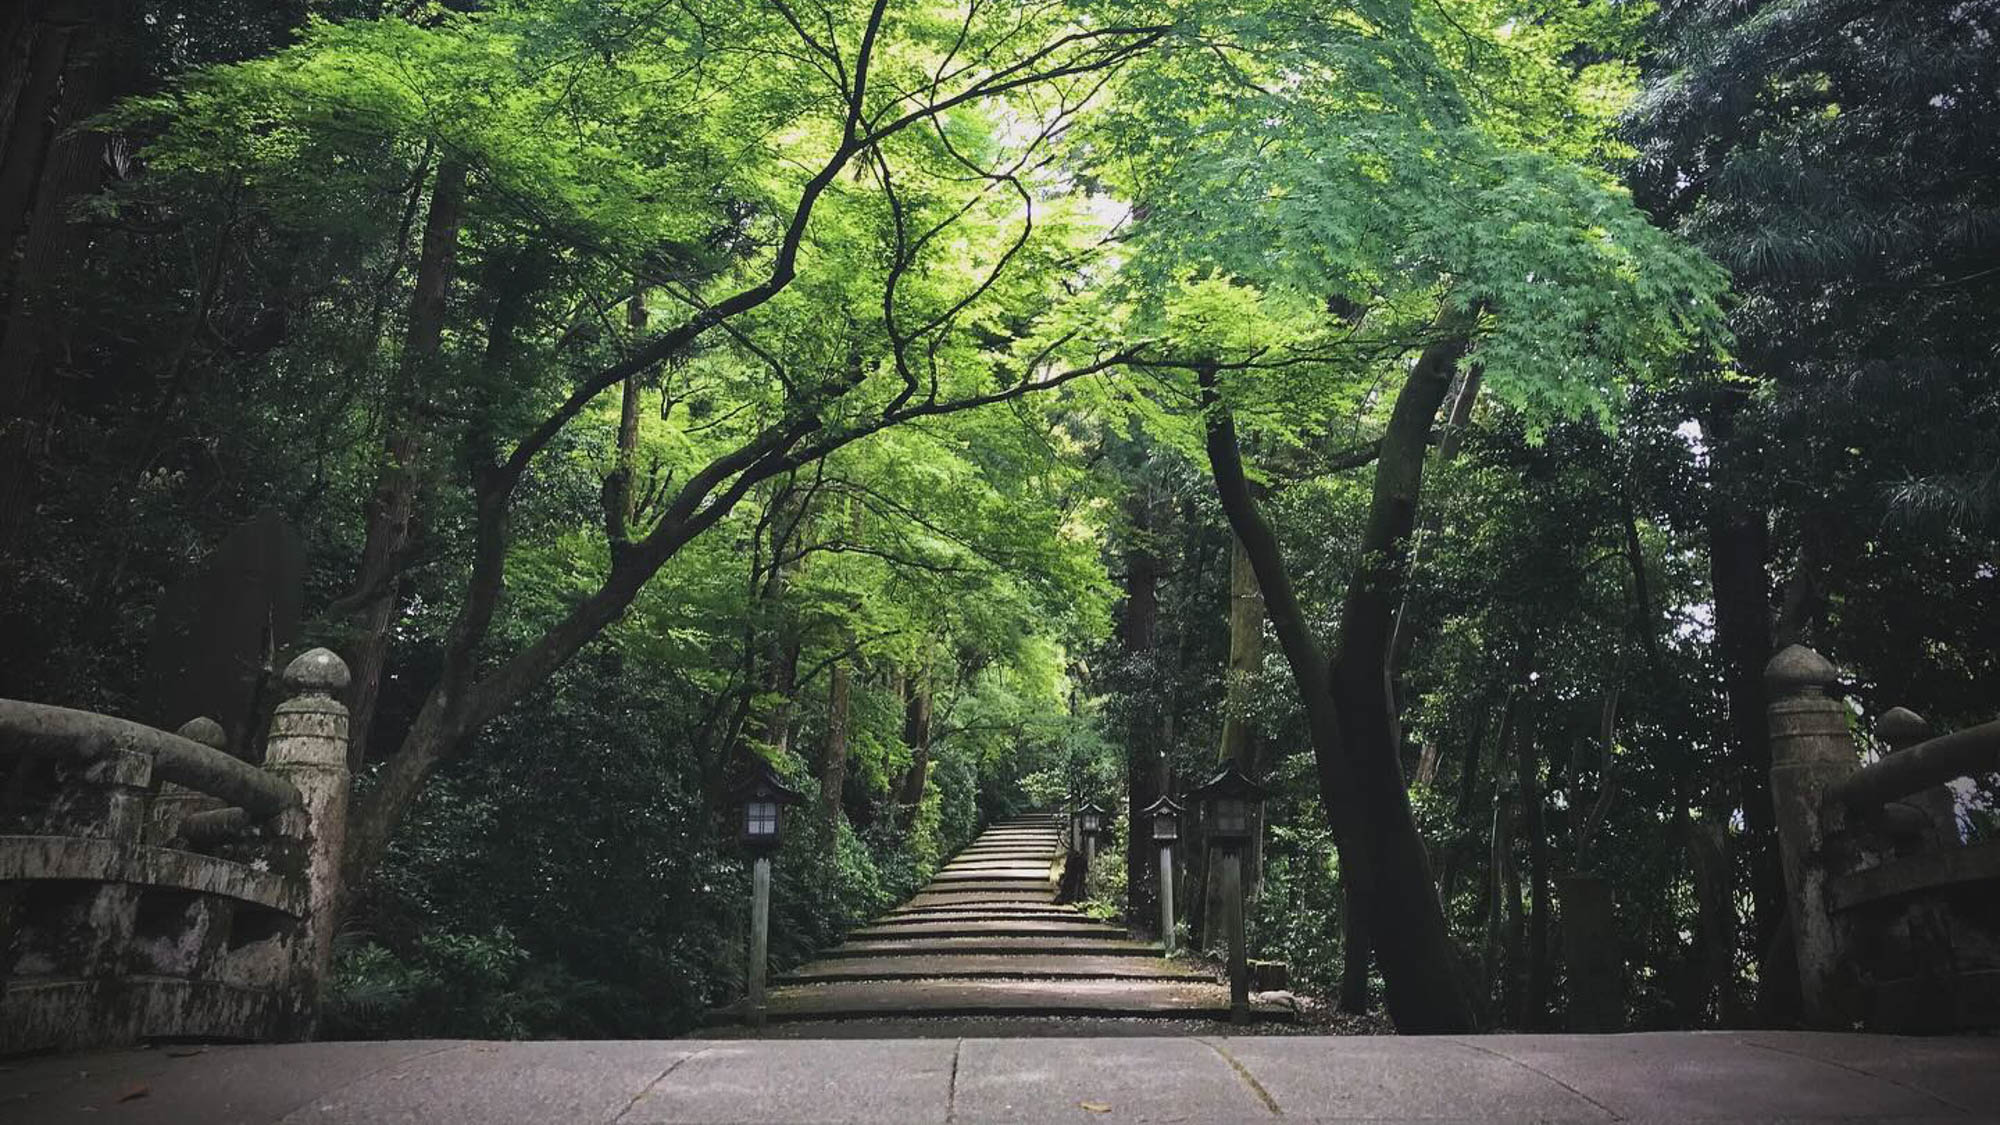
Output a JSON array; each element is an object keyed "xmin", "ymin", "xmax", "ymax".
[
  {"xmin": 1322, "ymin": 325, "xmax": 1479, "ymax": 1028},
  {"xmin": 1198, "ymin": 329, "xmax": 1477, "ymax": 1033}
]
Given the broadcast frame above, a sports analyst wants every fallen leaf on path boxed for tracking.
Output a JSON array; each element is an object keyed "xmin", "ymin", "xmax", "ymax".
[
  {"xmin": 1079, "ymin": 1100, "xmax": 1111, "ymax": 1113},
  {"xmin": 116, "ymin": 1085, "xmax": 150, "ymax": 1103}
]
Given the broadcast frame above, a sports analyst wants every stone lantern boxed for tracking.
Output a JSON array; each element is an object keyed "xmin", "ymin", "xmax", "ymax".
[
  {"xmin": 1141, "ymin": 794, "xmax": 1184, "ymax": 953},
  {"xmin": 730, "ymin": 759, "xmax": 803, "ymax": 1026},
  {"xmin": 1191, "ymin": 764, "xmax": 1269, "ymax": 1023}
]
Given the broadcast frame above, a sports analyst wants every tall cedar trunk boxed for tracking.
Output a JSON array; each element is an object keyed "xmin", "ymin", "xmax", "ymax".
[
  {"xmin": 1686, "ymin": 817, "xmax": 1735, "ymax": 1025},
  {"xmin": 898, "ymin": 678, "xmax": 932, "ymax": 823},
  {"xmin": 1701, "ymin": 404, "xmax": 1790, "ymax": 1019},
  {"xmin": 1516, "ymin": 710, "xmax": 1549, "ymax": 1029},
  {"xmin": 1199, "ymin": 536, "xmax": 1267, "ymax": 948},
  {"xmin": 1325, "ymin": 326, "xmax": 1476, "ymax": 1022},
  {"xmin": 343, "ymin": 157, "xmax": 468, "ymax": 769},
  {"xmin": 1482, "ymin": 791, "xmax": 1515, "ymax": 1021},
  {"xmin": 0, "ymin": 1, "xmax": 126, "ymax": 541},
  {"xmin": 1198, "ymin": 329, "xmax": 1477, "ymax": 1033},
  {"xmin": 821, "ymin": 658, "xmax": 851, "ymax": 819},
  {"xmin": 1121, "ymin": 486, "xmax": 1161, "ymax": 935}
]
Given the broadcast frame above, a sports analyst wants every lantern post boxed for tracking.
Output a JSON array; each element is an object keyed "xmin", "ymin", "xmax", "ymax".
[
  {"xmin": 1142, "ymin": 794, "xmax": 1183, "ymax": 954},
  {"xmin": 1192, "ymin": 764, "xmax": 1269, "ymax": 1024},
  {"xmin": 732, "ymin": 759, "xmax": 804, "ymax": 1027}
]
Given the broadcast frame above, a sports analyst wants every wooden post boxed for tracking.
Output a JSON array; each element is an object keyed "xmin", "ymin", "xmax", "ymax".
[
  {"xmin": 1158, "ymin": 842, "xmax": 1177, "ymax": 955},
  {"xmin": 1223, "ymin": 847, "xmax": 1248, "ymax": 1024},
  {"xmin": 748, "ymin": 853, "xmax": 772, "ymax": 1027},
  {"xmin": 1765, "ymin": 644, "xmax": 1859, "ymax": 1029},
  {"xmin": 1084, "ymin": 833, "xmax": 1096, "ymax": 872}
]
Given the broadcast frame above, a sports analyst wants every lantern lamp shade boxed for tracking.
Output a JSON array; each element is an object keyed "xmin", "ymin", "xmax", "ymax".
[
  {"xmin": 1078, "ymin": 800, "xmax": 1106, "ymax": 835},
  {"xmin": 729, "ymin": 758, "xmax": 806, "ymax": 850},
  {"xmin": 1142, "ymin": 794, "xmax": 1183, "ymax": 842},
  {"xmin": 1191, "ymin": 764, "xmax": 1269, "ymax": 846}
]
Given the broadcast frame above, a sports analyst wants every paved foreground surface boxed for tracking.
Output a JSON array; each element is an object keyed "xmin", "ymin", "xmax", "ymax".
[
  {"xmin": 4, "ymin": 1032, "xmax": 1997, "ymax": 1123},
  {"xmin": 749, "ymin": 814, "xmax": 1287, "ymax": 1023}
]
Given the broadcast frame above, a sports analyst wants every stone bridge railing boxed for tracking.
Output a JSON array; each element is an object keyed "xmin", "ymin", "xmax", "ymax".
[
  {"xmin": 1767, "ymin": 644, "xmax": 2000, "ymax": 1032},
  {"xmin": 0, "ymin": 649, "xmax": 350, "ymax": 1054}
]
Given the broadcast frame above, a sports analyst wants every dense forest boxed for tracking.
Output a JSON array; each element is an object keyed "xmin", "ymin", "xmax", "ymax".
[{"xmin": 2, "ymin": 0, "xmax": 1994, "ymax": 1037}]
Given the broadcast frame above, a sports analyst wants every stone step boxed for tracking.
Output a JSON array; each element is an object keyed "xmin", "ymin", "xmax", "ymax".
[
  {"xmin": 926, "ymin": 872, "xmax": 1056, "ymax": 882},
  {"xmin": 941, "ymin": 857, "xmax": 1054, "ymax": 867},
  {"xmin": 896, "ymin": 899, "xmax": 1065, "ymax": 914},
  {"xmin": 871, "ymin": 911, "xmax": 1081, "ymax": 927},
  {"xmin": 823, "ymin": 936, "xmax": 1162, "ymax": 957},
  {"xmin": 937, "ymin": 865, "xmax": 1053, "ymax": 878},
  {"xmin": 916, "ymin": 872, "xmax": 1056, "ymax": 888},
  {"xmin": 886, "ymin": 902, "xmax": 1080, "ymax": 916},
  {"xmin": 949, "ymin": 852, "xmax": 1058, "ymax": 862},
  {"xmin": 849, "ymin": 919, "xmax": 1125, "ymax": 940},
  {"xmin": 762, "ymin": 978, "xmax": 1287, "ymax": 1021},
  {"xmin": 908, "ymin": 888, "xmax": 1064, "ymax": 904},
  {"xmin": 776, "ymin": 954, "xmax": 1211, "ymax": 984}
]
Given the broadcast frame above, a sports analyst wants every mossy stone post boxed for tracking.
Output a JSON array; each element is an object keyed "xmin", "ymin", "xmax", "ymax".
[
  {"xmin": 1765, "ymin": 644, "xmax": 1858, "ymax": 1029},
  {"xmin": 148, "ymin": 716, "xmax": 227, "ymax": 843},
  {"xmin": 1876, "ymin": 708, "xmax": 1958, "ymax": 850},
  {"xmin": 263, "ymin": 647, "xmax": 351, "ymax": 1038}
]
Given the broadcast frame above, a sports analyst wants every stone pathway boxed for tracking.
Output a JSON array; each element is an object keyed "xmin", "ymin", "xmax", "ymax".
[
  {"xmin": 7, "ymin": 1032, "xmax": 1997, "ymax": 1123},
  {"xmin": 755, "ymin": 814, "xmax": 1277, "ymax": 1024}
]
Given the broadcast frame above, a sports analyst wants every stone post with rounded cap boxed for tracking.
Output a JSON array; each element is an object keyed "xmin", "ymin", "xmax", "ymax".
[
  {"xmin": 263, "ymin": 647, "xmax": 351, "ymax": 1037},
  {"xmin": 1765, "ymin": 643, "xmax": 1861, "ymax": 1029}
]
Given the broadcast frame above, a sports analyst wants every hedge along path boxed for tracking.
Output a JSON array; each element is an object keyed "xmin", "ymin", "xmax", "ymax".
[{"xmin": 752, "ymin": 814, "xmax": 1278, "ymax": 1024}]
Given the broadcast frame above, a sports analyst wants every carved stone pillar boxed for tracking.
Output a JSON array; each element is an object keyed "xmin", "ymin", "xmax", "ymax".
[
  {"xmin": 262, "ymin": 647, "xmax": 350, "ymax": 1038},
  {"xmin": 1765, "ymin": 644, "xmax": 1860, "ymax": 1029}
]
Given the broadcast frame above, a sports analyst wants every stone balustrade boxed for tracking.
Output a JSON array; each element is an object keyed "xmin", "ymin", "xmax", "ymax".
[
  {"xmin": 1766, "ymin": 645, "xmax": 2000, "ymax": 1032},
  {"xmin": 0, "ymin": 649, "xmax": 351, "ymax": 1053}
]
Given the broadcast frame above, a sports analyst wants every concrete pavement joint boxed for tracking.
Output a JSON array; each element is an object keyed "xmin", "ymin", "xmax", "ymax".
[
  {"xmin": 1737, "ymin": 1036, "xmax": 1977, "ymax": 1116},
  {"xmin": 612, "ymin": 1044, "xmax": 710, "ymax": 1123},
  {"xmin": 945, "ymin": 1038, "xmax": 962, "ymax": 1124},
  {"xmin": 1447, "ymin": 1037, "xmax": 1624, "ymax": 1122},
  {"xmin": 1201, "ymin": 1037, "xmax": 1282, "ymax": 1116}
]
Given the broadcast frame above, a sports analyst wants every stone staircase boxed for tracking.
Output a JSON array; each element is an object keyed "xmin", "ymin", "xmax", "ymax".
[{"xmin": 757, "ymin": 814, "xmax": 1265, "ymax": 1024}]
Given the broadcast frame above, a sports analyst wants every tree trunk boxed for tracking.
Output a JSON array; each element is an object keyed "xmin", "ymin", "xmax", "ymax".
[
  {"xmin": 821, "ymin": 658, "xmax": 851, "ymax": 820},
  {"xmin": 898, "ymin": 677, "xmax": 932, "ymax": 822},
  {"xmin": 1200, "ymin": 535, "xmax": 1267, "ymax": 948},
  {"xmin": 1515, "ymin": 710, "xmax": 1549, "ymax": 1029},
  {"xmin": 1386, "ymin": 362, "xmax": 1483, "ymax": 715},
  {"xmin": 1197, "ymin": 331, "xmax": 1477, "ymax": 1033},
  {"xmin": 1324, "ymin": 325, "xmax": 1477, "ymax": 1026},
  {"xmin": 1338, "ymin": 880, "xmax": 1373, "ymax": 1013},
  {"xmin": 0, "ymin": 1, "xmax": 127, "ymax": 541},
  {"xmin": 343, "ymin": 157, "xmax": 468, "ymax": 769},
  {"xmin": 1122, "ymin": 484, "xmax": 1162, "ymax": 934},
  {"xmin": 1701, "ymin": 404, "xmax": 1790, "ymax": 1020},
  {"xmin": 603, "ymin": 284, "xmax": 648, "ymax": 538}
]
